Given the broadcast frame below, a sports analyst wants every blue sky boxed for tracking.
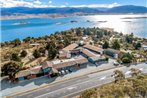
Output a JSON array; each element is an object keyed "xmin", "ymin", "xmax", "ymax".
[{"xmin": 0, "ymin": 0, "xmax": 146, "ymax": 8}]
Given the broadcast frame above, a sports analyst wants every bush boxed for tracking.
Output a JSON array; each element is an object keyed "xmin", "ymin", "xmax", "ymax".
[
  {"xmin": 33, "ymin": 50, "xmax": 41, "ymax": 58},
  {"xmin": 11, "ymin": 53, "xmax": 21, "ymax": 62},
  {"xmin": 80, "ymin": 89, "xmax": 96, "ymax": 98},
  {"xmin": 122, "ymin": 57, "xmax": 131, "ymax": 63},
  {"xmin": 20, "ymin": 50, "xmax": 27, "ymax": 57}
]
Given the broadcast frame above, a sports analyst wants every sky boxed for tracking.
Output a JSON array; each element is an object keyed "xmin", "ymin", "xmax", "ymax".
[{"xmin": 0, "ymin": 0, "xmax": 147, "ymax": 8}]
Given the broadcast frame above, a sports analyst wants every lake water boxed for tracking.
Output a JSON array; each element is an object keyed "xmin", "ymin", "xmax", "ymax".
[{"xmin": 1, "ymin": 14, "xmax": 147, "ymax": 42}]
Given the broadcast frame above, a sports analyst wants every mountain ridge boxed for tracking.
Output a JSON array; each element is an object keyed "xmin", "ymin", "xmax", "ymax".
[{"xmin": 1, "ymin": 5, "xmax": 147, "ymax": 15}]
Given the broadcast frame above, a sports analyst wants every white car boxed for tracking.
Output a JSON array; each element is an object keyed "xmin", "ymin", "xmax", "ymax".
[{"xmin": 113, "ymin": 61, "xmax": 119, "ymax": 66}]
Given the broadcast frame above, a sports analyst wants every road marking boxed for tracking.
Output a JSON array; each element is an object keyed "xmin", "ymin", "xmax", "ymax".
[
  {"xmin": 99, "ymin": 76, "xmax": 106, "ymax": 80},
  {"xmin": 67, "ymin": 86, "xmax": 77, "ymax": 90},
  {"xmin": 34, "ymin": 76, "xmax": 104, "ymax": 98}
]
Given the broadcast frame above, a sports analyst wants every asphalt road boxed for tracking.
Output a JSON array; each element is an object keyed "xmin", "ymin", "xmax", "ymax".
[{"xmin": 12, "ymin": 63, "xmax": 147, "ymax": 98}]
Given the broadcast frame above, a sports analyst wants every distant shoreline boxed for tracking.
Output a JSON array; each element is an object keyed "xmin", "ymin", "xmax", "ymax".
[{"xmin": 1, "ymin": 13, "xmax": 147, "ymax": 20}]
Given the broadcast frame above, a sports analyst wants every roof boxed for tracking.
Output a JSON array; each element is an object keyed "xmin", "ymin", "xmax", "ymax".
[
  {"xmin": 83, "ymin": 44, "xmax": 103, "ymax": 52},
  {"xmin": 29, "ymin": 43, "xmax": 40, "ymax": 46},
  {"xmin": 15, "ymin": 69, "xmax": 31, "ymax": 78},
  {"xmin": 62, "ymin": 43, "xmax": 78, "ymax": 52},
  {"xmin": 52, "ymin": 56, "xmax": 88, "ymax": 69},
  {"xmin": 59, "ymin": 50, "xmax": 67, "ymax": 58},
  {"xmin": 75, "ymin": 56, "xmax": 88, "ymax": 64},
  {"xmin": 42, "ymin": 61, "xmax": 53, "ymax": 69},
  {"xmin": 53, "ymin": 60, "xmax": 76, "ymax": 69},
  {"xmin": 51, "ymin": 68, "xmax": 59, "ymax": 73},
  {"xmin": 81, "ymin": 48, "xmax": 96, "ymax": 57},
  {"xmin": 89, "ymin": 56, "xmax": 105, "ymax": 61},
  {"xmin": 30, "ymin": 66, "xmax": 43, "ymax": 74},
  {"xmin": 104, "ymin": 48, "xmax": 120, "ymax": 54}
]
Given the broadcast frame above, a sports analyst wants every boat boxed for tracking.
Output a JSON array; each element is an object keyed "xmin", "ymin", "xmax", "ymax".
[
  {"xmin": 55, "ymin": 22, "xmax": 63, "ymax": 25},
  {"xmin": 122, "ymin": 21, "xmax": 132, "ymax": 22},
  {"xmin": 97, "ymin": 21, "xmax": 107, "ymax": 23},
  {"xmin": 70, "ymin": 20, "xmax": 78, "ymax": 23}
]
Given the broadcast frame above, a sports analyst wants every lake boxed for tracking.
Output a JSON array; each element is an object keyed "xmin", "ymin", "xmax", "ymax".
[{"xmin": 1, "ymin": 14, "xmax": 147, "ymax": 42}]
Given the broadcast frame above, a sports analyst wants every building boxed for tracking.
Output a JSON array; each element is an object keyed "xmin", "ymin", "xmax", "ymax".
[
  {"xmin": 83, "ymin": 44, "xmax": 103, "ymax": 54},
  {"xmin": 62, "ymin": 43, "xmax": 78, "ymax": 52},
  {"xmin": 81, "ymin": 48, "xmax": 96, "ymax": 58},
  {"xmin": 15, "ymin": 66, "xmax": 44, "ymax": 81},
  {"xmin": 104, "ymin": 49, "xmax": 120, "ymax": 59},
  {"xmin": 88, "ymin": 56, "xmax": 106, "ymax": 64},
  {"xmin": 58, "ymin": 43, "xmax": 78, "ymax": 59},
  {"xmin": 15, "ymin": 70, "xmax": 31, "ymax": 81}
]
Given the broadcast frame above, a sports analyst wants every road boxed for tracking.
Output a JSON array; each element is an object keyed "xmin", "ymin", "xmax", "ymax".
[{"xmin": 11, "ymin": 63, "xmax": 147, "ymax": 98}]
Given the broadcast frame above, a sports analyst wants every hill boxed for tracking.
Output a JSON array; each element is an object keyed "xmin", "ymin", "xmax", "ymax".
[{"xmin": 1, "ymin": 5, "xmax": 147, "ymax": 15}]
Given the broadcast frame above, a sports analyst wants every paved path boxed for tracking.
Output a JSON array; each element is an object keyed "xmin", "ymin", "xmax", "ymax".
[{"xmin": 10, "ymin": 63, "xmax": 147, "ymax": 98}]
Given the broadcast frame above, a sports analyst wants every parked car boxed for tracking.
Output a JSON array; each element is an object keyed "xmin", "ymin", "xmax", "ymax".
[{"xmin": 113, "ymin": 61, "xmax": 119, "ymax": 66}]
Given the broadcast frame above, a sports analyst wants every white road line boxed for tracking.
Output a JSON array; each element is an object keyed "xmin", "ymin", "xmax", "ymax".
[
  {"xmin": 99, "ymin": 76, "xmax": 107, "ymax": 80},
  {"xmin": 35, "ymin": 75, "xmax": 107, "ymax": 98},
  {"xmin": 62, "ymin": 77, "xmax": 112, "ymax": 98},
  {"xmin": 67, "ymin": 86, "xmax": 77, "ymax": 90}
]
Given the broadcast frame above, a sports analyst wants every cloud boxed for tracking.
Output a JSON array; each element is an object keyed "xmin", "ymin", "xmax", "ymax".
[
  {"xmin": 0, "ymin": 0, "xmax": 120, "ymax": 8},
  {"xmin": 71, "ymin": 3, "xmax": 120, "ymax": 8},
  {"xmin": 0, "ymin": 0, "xmax": 52, "ymax": 8},
  {"xmin": 33, "ymin": 0, "xmax": 42, "ymax": 5},
  {"xmin": 48, "ymin": 1, "xmax": 52, "ymax": 4}
]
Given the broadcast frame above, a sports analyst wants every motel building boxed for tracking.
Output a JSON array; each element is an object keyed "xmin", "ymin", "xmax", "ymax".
[{"xmin": 14, "ymin": 43, "xmax": 108, "ymax": 82}]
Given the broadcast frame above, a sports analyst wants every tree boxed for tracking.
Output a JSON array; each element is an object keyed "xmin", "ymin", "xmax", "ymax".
[
  {"xmin": 121, "ymin": 53, "xmax": 133, "ymax": 64},
  {"xmin": 2, "ymin": 62, "xmax": 21, "ymax": 79},
  {"xmin": 76, "ymin": 28, "xmax": 83, "ymax": 36},
  {"xmin": 12, "ymin": 38, "xmax": 21, "ymax": 46},
  {"xmin": 39, "ymin": 47, "xmax": 45, "ymax": 54},
  {"xmin": 20, "ymin": 50, "xmax": 27, "ymax": 57},
  {"xmin": 46, "ymin": 41, "xmax": 56, "ymax": 50},
  {"xmin": 102, "ymin": 41, "xmax": 109, "ymax": 49},
  {"xmin": 130, "ymin": 68, "xmax": 141, "ymax": 77},
  {"xmin": 63, "ymin": 37, "xmax": 71, "ymax": 46},
  {"xmin": 126, "ymin": 34, "xmax": 134, "ymax": 44},
  {"xmin": 112, "ymin": 40, "xmax": 120, "ymax": 50},
  {"xmin": 134, "ymin": 42, "xmax": 141, "ymax": 50},
  {"xmin": 97, "ymin": 31, "xmax": 103, "ymax": 38},
  {"xmin": 112, "ymin": 70, "xmax": 125, "ymax": 82},
  {"xmin": 48, "ymin": 48, "xmax": 58, "ymax": 59},
  {"xmin": 11, "ymin": 53, "xmax": 21, "ymax": 62},
  {"xmin": 23, "ymin": 37, "xmax": 31, "ymax": 43},
  {"xmin": 33, "ymin": 49, "xmax": 41, "ymax": 58}
]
